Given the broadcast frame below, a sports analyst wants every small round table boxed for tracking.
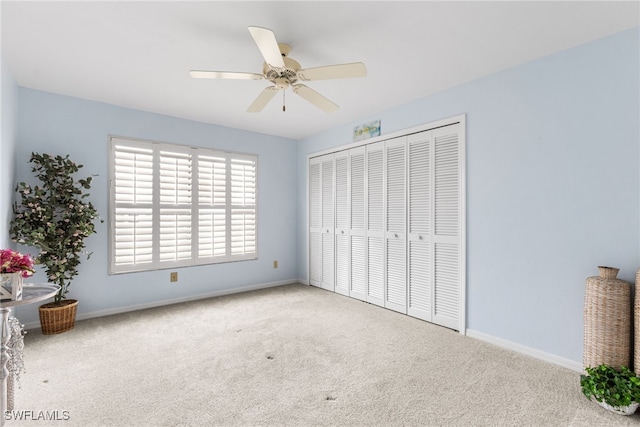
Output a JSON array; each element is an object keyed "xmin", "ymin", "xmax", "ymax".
[{"xmin": 1, "ymin": 283, "xmax": 59, "ymax": 426}]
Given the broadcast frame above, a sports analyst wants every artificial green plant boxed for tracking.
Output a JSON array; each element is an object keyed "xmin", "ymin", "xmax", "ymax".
[{"xmin": 10, "ymin": 153, "xmax": 101, "ymax": 303}]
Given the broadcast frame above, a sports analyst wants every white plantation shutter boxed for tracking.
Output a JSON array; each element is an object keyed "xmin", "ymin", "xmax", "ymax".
[
  {"xmin": 113, "ymin": 142, "xmax": 154, "ymax": 267},
  {"xmin": 197, "ymin": 154, "xmax": 227, "ymax": 258},
  {"xmin": 230, "ymin": 156, "xmax": 257, "ymax": 257},
  {"xmin": 109, "ymin": 137, "xmax": 258, "ymax": 274},
  {"xmin": 159, "ymin": 150, "xmax": 192, "ymax": 264}
]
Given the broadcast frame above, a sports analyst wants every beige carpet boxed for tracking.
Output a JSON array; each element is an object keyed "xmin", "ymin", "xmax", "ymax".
[{"xmin": 7, "ymin": 283, "xmax": 639, "ymax": 426}]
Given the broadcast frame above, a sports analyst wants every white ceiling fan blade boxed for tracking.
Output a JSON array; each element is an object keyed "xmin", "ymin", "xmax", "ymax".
[
  {"xmin": 248, "ymin": 26, "xmax": 285, "ymax": 69},
  {"xmin": 247, "ymin": 86, "xmax": 278, "ymax": 112},
  {"xmin": 190, "ymin": 70, "xmax": 263, "ymax": 80},
  {"xmin": 292, "ymin": 84, "xmax": 338, "ymax": 113},
  {"xmin": 297, "ymin": 62, "xmax": 367, "ymax": 81}
]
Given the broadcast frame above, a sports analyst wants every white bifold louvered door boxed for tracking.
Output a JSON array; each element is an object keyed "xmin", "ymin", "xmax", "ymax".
[
  {"xmin": 308, "ymin": 157, "xmax": 322, "ymax": 287},
  {"xmin": 431, "ymin": 124, "xmax": 461, "ymax": 330},
  {"xmin": 366, "ymin": 142, "xmax": 385, "ymax": 307},
  {"xmin": 334, "ymin": 151, "xmax": 350, "ymax": 296},
  {"xmin": 349, "ymin": 146, "xmax": 367, "ymax": 301},
  {"xmin": 407, "ymin": 124, "xmax": 462, "ymax": 330},
  {"xmin": 407, "ymin": 131, "xmax": 432, "ymax": 322},
  {"xmin": 307, "ymin": 118, "xmax": 464, "ymax": 332},
  {"xmin": 308, "ymin": 153, "xmax": 335, "ymax": 292},
  {"xmin": 321, "ymin": 155, "xmax": 335, "ymax": 292},
  {"xmin": 384, "ymin": 137, "xmax": 407, "ymax": 313}
]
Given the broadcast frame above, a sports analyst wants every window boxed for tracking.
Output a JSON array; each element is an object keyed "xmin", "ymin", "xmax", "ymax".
[{"xmin": 109, "ymin": 137, "xmax": 257, "ymax": 274}]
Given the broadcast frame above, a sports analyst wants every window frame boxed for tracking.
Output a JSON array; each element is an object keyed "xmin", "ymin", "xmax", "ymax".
[{"xmin": 108, "ymin": 136, "xmax": 258, "ymax": 274}]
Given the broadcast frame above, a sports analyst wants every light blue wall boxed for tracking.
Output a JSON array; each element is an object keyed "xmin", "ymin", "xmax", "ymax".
[
  {"xmin": 1, "ymin": 57, "xmax": 18, "ymax": 248},
  {"xmin": 296, "ymin": 27, "xmax": 640, "ymax": 363},
  {"xmin": 8, "ymin": 26, "xmax": 639, "ymax": 364},
  {"xmin": 13, "ymin": 89, "xmax": 299, "ymax": 324}
]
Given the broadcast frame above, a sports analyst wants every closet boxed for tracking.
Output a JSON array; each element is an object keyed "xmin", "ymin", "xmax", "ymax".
[{"xmin": 308, "ymin": 117, "xmax": 465, "ymax": 332}]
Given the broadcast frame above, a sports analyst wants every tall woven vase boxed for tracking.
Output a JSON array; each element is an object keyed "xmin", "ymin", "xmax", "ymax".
[
  {"xmin": 583, "ymin": 266, "xmax": 631, "ymax": 369},
  {"xmin": 635, "ymin": 270, "xmax": 640, "ymax": 374}
]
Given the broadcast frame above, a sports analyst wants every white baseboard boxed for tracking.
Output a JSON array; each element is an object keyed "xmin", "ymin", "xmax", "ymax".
[
  {"xmin": 22, "ymin": 279, "xmax": 300, "ymax": 331},
  {"xmin": 297, "ymin": 278, "xmax": 309, "ymax": 285},
  {"xmin": 466, "ymin": 329, "xmax": 583, "ymax": 373}
]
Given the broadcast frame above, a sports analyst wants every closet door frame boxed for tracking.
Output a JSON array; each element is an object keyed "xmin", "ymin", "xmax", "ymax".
[{"xmin": 306, "ymin": 114, "xmax": 466, "ymax": 335}]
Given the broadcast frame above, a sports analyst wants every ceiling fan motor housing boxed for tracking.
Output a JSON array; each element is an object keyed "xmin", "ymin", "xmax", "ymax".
[{"xmin": 263, "ymin": 47, "xmax": 300, "ymax": 89}]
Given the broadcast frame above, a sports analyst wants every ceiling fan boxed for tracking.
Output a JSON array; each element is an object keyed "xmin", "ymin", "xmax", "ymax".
[{"xmin": 190, "ymin": 26, "xmax": 367, "ymax": 113}]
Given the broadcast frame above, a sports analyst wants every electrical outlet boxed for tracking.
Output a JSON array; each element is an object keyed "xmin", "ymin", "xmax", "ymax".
[
  {"xmin": 170, "ymin": 272, "xmax": 178, "ymax": 282},
  {"xmin": 273, "ymin": 260, "xmax": 278, "ymax": 269}
]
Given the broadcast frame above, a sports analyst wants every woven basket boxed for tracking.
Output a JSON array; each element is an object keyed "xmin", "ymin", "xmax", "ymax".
[
  {"xmin": 635, "ymin": 270, "xmax": 640, "ymax": 374},
  {"xmin": 39, "ymin": 299, "xmax": 78, "ymax": 335},
  {"xmin": 598, "ymin": 266, "xmax": 620, "ymax": 280},
  {"xmin": 583, "ymin": 269, "xmax": 631, "ymax": 369}
]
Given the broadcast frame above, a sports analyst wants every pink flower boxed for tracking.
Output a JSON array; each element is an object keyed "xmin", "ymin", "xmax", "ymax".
[{"xmin": 0, "ymin": 249, "xmax": 36, "ymax": 277}]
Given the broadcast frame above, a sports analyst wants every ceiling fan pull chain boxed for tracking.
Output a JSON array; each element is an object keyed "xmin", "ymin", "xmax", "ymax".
[{"xmin": 283, "ymin": 90, "xmax": 286, "ymax": 112}]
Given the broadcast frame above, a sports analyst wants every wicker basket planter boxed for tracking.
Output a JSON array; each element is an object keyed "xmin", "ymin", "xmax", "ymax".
[
  {"xmin": 583, "ymin": 267, "xmax": 631, "ymax": 369},
  {"xmin": 38, "ymin": 299, "xmax": 78, "ymax": 335}
]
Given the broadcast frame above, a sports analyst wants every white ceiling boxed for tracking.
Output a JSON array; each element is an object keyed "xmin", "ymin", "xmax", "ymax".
[{"xmin": 2, "ymin": 1, "xmax": 639, "ymax": 140}]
